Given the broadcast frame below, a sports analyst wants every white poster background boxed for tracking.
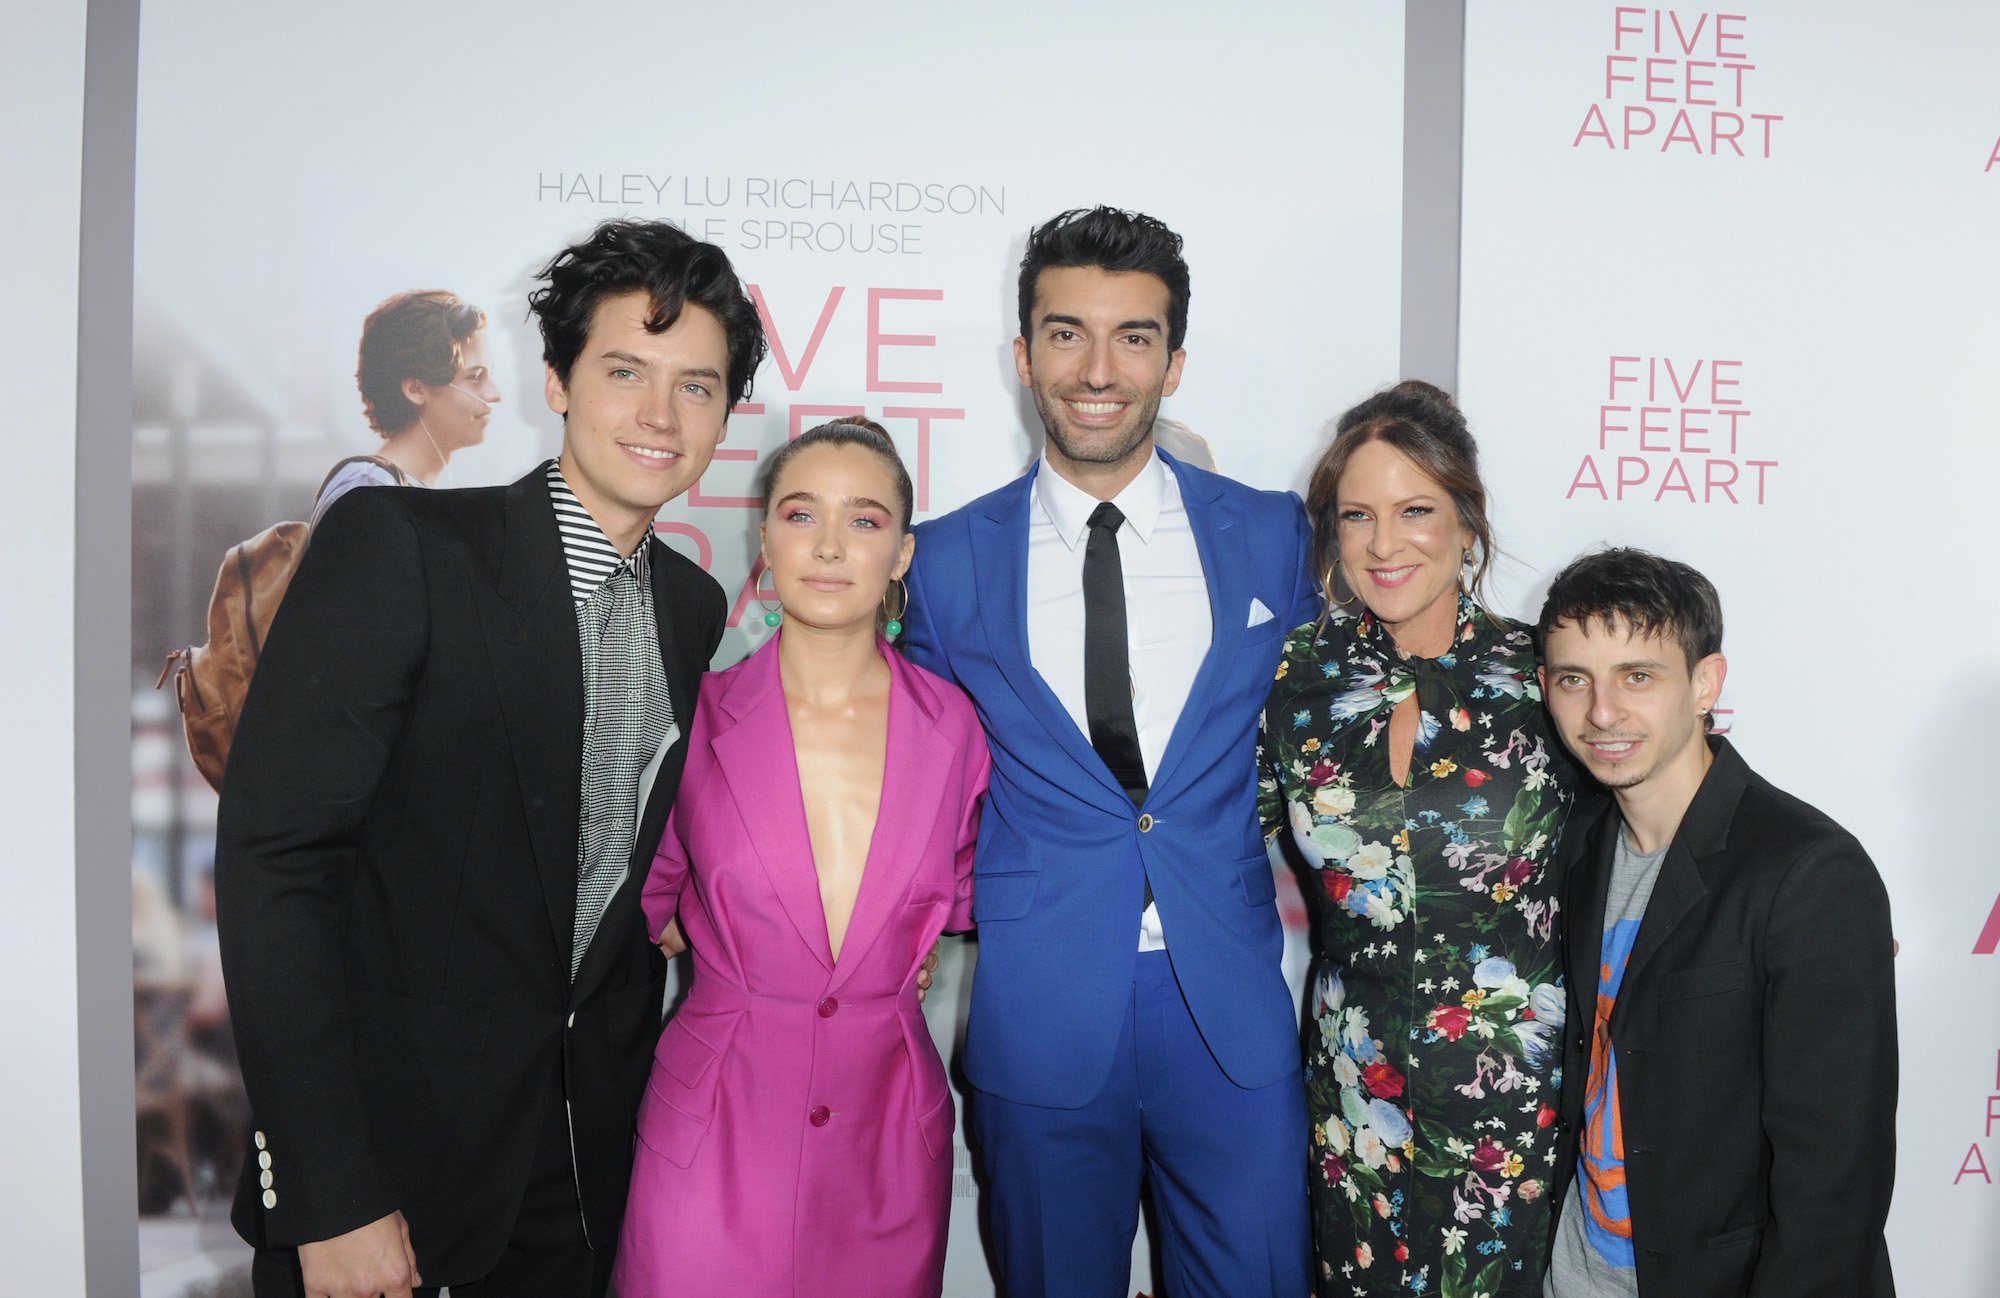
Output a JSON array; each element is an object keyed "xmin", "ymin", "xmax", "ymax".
[
  {"xmin": 134, "ymin": 4, "xmax": 1406, "ymax": 1292},
  {"xmin": 1461, "ymin": 4, "xmax": 2000, "ymax": 1292}
]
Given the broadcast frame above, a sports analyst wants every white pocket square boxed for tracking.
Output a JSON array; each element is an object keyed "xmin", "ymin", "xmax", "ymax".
[{"xmin": 1247, "ymin": 598, "xmax": 1275, "ymax": 628}]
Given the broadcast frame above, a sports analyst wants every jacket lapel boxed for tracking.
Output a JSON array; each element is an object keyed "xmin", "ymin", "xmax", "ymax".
[
  {"xmin": 1146, "ymin": 456, "xmax": 1234, "ymax": 797},
  {"xmin": 1612, "ymin": 736, "xmax": 1747, "ymax": 1025},
  {"xmin": 1563, "ymin": 799, "xmax": 1619, "ymax": 1013},
  {"xmin": 708, "ymin": 637, "xmax": 836, "ymax": 972},
  {"xmin": 971, "ymin": 471, "xmax": 1129, "ymax": 811},
  {"xmin": 629, "ymin": 535, "xmax": 701, "ymax": 863},
  {"xmin": 479, "ymin": 469, "xmax": 585, "ymax": 972},
  {"xmin": 826, "ymin": 649, "xmax": 952, "ymax": 994},
  {"xmin": 571, "ymin": 535, "xmax": 706, "ymax": 1001}
]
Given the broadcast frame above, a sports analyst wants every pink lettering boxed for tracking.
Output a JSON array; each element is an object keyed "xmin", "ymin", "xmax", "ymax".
[
  {"xmin": 1752, "ymin": 112, "xmax": 1783, "ymax": 158},
  {"xmin": 1678, "ymin": 408, "xmax": 1711, "ymax": 454},
  {"xmin": 1684, "ymin": 60, "xmax": 1718, "ymax": 106},
  {"xmin": 1974, "ymin": 892, "xmax": 2000, "ymax": 954},
  {"xmin": 1703, "ymin": 458, "xmax": 1738, "ymax": 504},
  {"xmin": 1723, "ymin": 62, "xmax": 1755, "ymax": 107},
  {"xmin": 867, "ymin": 288, "xmax": 944, "ymax": 394},
  {"xmin": 751, "ymin": 285, "xmax": 844, "ymax": 392},
  {"xmin": 1613, "ymin": 7, "xmax": 1647, "ymax": 50},
  {"xmin": 689, "ymin": 403, "xmax": 767, "ymax": 509},
  {"xmin": 1710, "ymin": 112, "xmax": 1746, "ymax": 157},
  {"xmin": 1745, "ymin": 459, "xmax": 1777, "ymax": 504},
  {"xmin": 1615, "ymin": 456, "xmax": 1649, "ymax": 499},
  {"xmin": 1667, "ymin": 11, "xmax": 1708, "ymax": 56},
  {"xmin": 1566, "ymin": 455, "xmax": 1608, "ymax": 500},
  {"xmin": 1574, "ymin": 103, "xmax": 1615, "ymax": 150},
  {"xmin": 1662, "ymin": 109, "xmax": 1703, "ymax": 153},
  {"xmin": 1664, "ymin": 358, "xmax": 1704, "ymax": 403},
  {"xmin": 1713, "ymin": 13, "xmax": 1748, "ymax": 59},
  {"xmin": 1987, "ymin": 136, "xmax": 2000, "ymax": 172},
  {"xmin": 1718, "ymin": 408, "xmax": 1750, "ymax": 454},
  {"xmin": 1711, "ymin": 360, "xmax": 1744, "ymax": 404},
  {"xmin": 1606, "ymin": 54, "xmax": 1639, "ymax": 98},
  {"xmin": 1656, "ymin": 457, "xmax": 1696, "ymax": 502},
  {"xmin": 1623, "ymin": 105, "xmax": 1658, "ymax": 148},
  {"xmin": 1960, "ymin": 1143, "xmax": 1993, "ymax": 1185},
  {"xmin": 1608, "ymin": 356, "xmax": 1642, "ymax": 400},
  {"xmin": 1644, "ymin": 56, "xmax": 1678, "ymax": 103},
  {"xmin": 880, "ymin": 406, "xmax": 966, "ymax": 513},
  {"xmin": 1638, "ymin": 407, "xmax": 1672, "ymax": 452},
  {"xmin": 1599, "ymin": 405, "xmax": 1632, "ymax": 449}
]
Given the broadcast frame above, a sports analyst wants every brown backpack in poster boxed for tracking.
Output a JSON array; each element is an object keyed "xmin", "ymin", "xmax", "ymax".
[{"xmin": 157, "ymin": 455, "xmax": 407, "ymax": 791}]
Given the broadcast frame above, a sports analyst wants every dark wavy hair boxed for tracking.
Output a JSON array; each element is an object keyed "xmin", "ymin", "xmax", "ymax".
[
  {"xmin": 760, "ymin": 416, "xmax": 913, "ymax": 531},
  {"xmin": 355, "ymin": 290, "xmax": 486, "ymax": 435},
  {"xmin": 528, "ymin": 219, "xmax": 767, "ymax": 407},
  {"xmin": 1017, "ymin": 207, "xmax": 1191, "ymax": 351},
  {"xmin": 1536, "ymin": 546, "xmax": 1725, "ymax": 707},
  {"xmin": 1306, "ymin": 379, "xmax": 1496, "ymax": 612}
]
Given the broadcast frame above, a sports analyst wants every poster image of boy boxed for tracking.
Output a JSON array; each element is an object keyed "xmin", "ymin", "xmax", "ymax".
[
  {"xmin": 214, "ymin": 219, "xmax": 766, "ymax": 1298},
  {"xmin": 1536, "ymin": 548, "xmax": 1896, "ymax": 1298},
  {"xmin": 310, "ymin": 289, "xmax": 502, "ymax": 527}
]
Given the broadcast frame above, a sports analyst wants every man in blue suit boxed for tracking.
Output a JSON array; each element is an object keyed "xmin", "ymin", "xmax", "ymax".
[{"xmin": 903, "ymin": 208, "xmax": 1316, "ymax": 1297}]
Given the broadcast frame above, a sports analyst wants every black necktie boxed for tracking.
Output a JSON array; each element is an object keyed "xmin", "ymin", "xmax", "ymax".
[{"xmin": 1084, "ymin": 502, "xmax": 1149, "ymax": 809}]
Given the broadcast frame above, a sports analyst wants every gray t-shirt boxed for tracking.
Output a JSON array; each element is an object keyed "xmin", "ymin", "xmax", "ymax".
[
  {"xmin": 1545, "ymin": 826, "xmax": 1668, "ymax": 1298},
  {"xmin": 308, "ymin": 458, "xmax": 408, "ymax": 530}
]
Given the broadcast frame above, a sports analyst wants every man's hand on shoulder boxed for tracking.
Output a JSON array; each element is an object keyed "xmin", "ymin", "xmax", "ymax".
[{"xmin": 298, "ymin": 1210, "xmax": 419, "ymax": 1298}]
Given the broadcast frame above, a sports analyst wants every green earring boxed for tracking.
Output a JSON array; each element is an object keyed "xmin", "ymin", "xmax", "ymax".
[
  {"xmin": 758, "ymin": 591, "xmax": 781, "ymax": 627},
  {"xmin": 882, "ymin": 577, "xmax": 908, "ymax": 642}
]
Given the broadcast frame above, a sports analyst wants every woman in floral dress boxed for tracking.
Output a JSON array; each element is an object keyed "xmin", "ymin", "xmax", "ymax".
[{"xmin": 1260, "ymin": 382, "xmax": 1577, "ymax": 1298}]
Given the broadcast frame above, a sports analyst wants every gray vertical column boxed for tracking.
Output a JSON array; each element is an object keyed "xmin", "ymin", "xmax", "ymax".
[
  {"xmin": 77, "ymin": 0, "xmax": 141, "ymax": 1294},
  {"xmin": 1401, "ymin": 1, "xmax": 1467, "ymax": 392}
]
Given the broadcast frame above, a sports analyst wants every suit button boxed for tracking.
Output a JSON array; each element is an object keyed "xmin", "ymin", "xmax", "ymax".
[
  {"xmin": 809, "ymin": 1105, "xmax": 831, "ymax": 1127},
  {"xmin": 253, "ymin": 1130, "xmax": 267, "ymax": 1151},
  {"xmin": 258, "ymin": 1151, "xmax": 272, "ymax": 1171},
  {"xmin": 260, "ymin": 1170, "xmax": 273, "ymax": 1190},
  {"xmin": 817, "ymin": 997, "xmax": 838, "ymax": 1018},
  {"xmin": 567, "ymin": 1011, "xmax": 575, "ymax": 1028},
  {"xmin": 262, "ymin": 1189, "xmax": 277, "ymax": 1210},
  {"xmin": 1138, "ymin": 814, "xmax": 1154, "ymax": 833}
]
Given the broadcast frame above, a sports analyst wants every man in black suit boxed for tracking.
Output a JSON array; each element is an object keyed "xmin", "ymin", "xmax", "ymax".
[
  {"xmin": 1536, "ymin": 548, "xmax": 1897, "ymax": 1298},
  {"xmin": 215, "ymin": 220, "xmax": 767, "ymax": 1298}
]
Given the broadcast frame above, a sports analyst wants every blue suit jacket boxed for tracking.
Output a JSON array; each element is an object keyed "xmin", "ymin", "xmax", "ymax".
[{"xmin": 903, "ymin": 451, "xmax": 1317, "ymax": 1107}]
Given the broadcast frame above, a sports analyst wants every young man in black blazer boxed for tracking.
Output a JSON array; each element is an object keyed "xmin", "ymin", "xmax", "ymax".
[
  {"xmin": 215, "ymin": 220, "xmax": 767, "ymax": 1298},
  {"xmin": 1536, "ymin": 548, "xmax": 1897, "ymax": 1298}
]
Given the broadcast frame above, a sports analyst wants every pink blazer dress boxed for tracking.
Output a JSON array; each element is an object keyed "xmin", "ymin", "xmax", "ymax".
[{"xmin": 613, "ymin": 633, "xmax": 988, "ymax": 1297}]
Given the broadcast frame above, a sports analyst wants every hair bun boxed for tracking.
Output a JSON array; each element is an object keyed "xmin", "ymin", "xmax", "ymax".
[
  {"xmin": 1390, "ymin": 378, "xmax": 1457, "ymax": 411},
  {"xmin": 828, "ymin": 414, "xmax": 895, "ymax": 449}
]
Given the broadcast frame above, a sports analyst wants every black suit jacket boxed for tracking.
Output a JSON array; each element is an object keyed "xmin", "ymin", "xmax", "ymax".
[
  {"xmin": 215, "ymin": 469, "xmax": 725, "ymax": 1281},
  {"xmin": 1548, "ymin": 738, "xmax": 1897, "ymax": 1297}
]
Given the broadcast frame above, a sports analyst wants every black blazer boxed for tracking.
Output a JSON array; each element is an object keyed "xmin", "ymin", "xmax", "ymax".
[
  {"xmin": 1548, "ymin": 738, "xmax": 1897, "ymax": 1297},
  {"xmin": 215, "ymin": 469, "xmax": 725, "ymax": 1281}
]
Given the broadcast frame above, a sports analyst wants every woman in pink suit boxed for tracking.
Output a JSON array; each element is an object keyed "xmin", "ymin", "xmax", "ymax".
[{"xmin": 615, "ymin": 417, "xmax": 988, "ymax": 1297}]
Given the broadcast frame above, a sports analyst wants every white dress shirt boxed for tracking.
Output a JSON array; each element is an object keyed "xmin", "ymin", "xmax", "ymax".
[{"xmin": 1027, "ymin": 450, "xmax": 1212, "ymax": 950}]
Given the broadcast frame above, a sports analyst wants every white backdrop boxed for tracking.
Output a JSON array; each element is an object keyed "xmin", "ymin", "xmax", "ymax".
[
  {"xmin": 125, "ymin": 3, "xmax": 2000, "ymax": 1294},
  {"xmin": 1460, "ymin": 3, "xmax": 2000, "ymax": 1291},
  {"xmin": 131, "ymin": 4, "xmax": 1406, "ymax": 1293}
]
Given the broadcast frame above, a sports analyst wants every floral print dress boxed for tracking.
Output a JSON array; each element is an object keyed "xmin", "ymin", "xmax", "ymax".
[{"xmin": 1259, "ymin": 596, "xmax": 1576, "ymax": 1298}]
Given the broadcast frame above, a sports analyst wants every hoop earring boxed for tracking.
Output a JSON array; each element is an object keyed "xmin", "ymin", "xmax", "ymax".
[
  {"xmin": 1322, "ymin": 561, "xmax": 1360, "ymax": 611},
  {"xmin": 757, "ymin": 589, "xmax": 781, "ymax": 628},
  {"xmin": 881, "ymin": 577, "xmax": 908, "ymax": 641}
]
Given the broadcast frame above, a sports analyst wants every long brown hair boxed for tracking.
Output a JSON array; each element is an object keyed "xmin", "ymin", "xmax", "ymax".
[{"xmin": 1305, "ymin": 379, "xmax": 1495, "ymax": 615}]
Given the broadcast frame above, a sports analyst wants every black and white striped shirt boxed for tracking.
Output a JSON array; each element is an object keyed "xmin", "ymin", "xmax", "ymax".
[{"xmin": 546, "ymin": 460, "xmax": 676, "ymax": 977}]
